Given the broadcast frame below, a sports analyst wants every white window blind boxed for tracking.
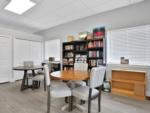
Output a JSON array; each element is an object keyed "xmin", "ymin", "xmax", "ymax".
[
  {"xmin": 108, "ymin": 25, "xmax": 150, "ymax": 65},
  {"xmin": 45, "ymin": 39, "xmax": 61, "ymax": 61},
  {"xmin": 13, "ymin": 38, "xmax": 43, "ymax": 80}
]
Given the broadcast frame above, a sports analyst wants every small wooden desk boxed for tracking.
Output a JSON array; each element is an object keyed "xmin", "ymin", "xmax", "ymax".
[
  {"xmin": 51, "ymin": 70, "xmax": 90, "ymax": 81},
  {"xmin": 13, "ymin": 66, "xmax": 44, "ymax": 91}
]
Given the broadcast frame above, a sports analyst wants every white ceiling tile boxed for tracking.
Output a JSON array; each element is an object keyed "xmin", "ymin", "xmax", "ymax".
[
  {"xmin": 81, "ymin": 0, "xmax": 110, "ymax": 7},
  {"xmin": 89, "ymin": 0, "xmax": 131, "ymax": 13},
  {"xmin": 0, "ymin": 0, "xmax": 145, "ymax": 33},
  {"xmin": 55, "ymin": 0, "xmax": 93, "ymax": 17}
]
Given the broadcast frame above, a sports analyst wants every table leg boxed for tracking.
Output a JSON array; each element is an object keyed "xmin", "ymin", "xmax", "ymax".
[
  {"xmin": 21, "ymin": 70, "xmax": 27, "ymax": 91},
  {"xmin": 32, "ymin": 70, "xmax": 35, "ymax": 76},
  {"xmin": 44, "ymin": 76, "xmax": 46, "ymax": 91}
]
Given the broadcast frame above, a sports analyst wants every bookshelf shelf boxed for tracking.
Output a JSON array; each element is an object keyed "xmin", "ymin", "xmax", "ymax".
[
  {"xmin": 87, "ymin": 38, "xmax": 103, "ymax": 42},
  {"xmin": 74, "ymin": 50, "xmax": 87, "ymax": 53},
  {"xmin": 63, "ymin": 50, "xmax": 74, "ymax": 52},
  {"xmin": 88, "ymin": 47, "xmax": 103, "ymax": 50},
  {"xmin": 88, "ymin": 57, "xmax": 103, "ymax": 59}
]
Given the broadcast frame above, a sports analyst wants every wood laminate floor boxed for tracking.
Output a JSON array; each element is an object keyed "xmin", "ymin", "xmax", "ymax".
[{"xmin": 0, "ymin": 81, "xmax": 150, "ymax": 113}]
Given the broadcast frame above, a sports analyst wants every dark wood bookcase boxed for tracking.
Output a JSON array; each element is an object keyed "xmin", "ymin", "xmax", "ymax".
[{"xmin": 63, "ymin": 27, "xmax": 106, "ymax": 70}]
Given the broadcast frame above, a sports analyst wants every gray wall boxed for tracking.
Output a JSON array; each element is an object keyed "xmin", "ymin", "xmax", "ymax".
[{"xmin": 38, "ymin": 0, "xmax": 150, "ymax": 41}]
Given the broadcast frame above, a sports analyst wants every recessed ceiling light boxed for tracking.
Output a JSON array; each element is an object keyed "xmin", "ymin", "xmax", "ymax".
[{"xmin": 4, "ymin": 0, "xmax": 36, "ymax": 15}]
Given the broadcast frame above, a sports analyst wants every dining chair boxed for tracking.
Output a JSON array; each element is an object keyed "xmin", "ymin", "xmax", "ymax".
[
  {"xmin": 23, "ymin": 61, "xmax": 34, "ymax": 86},
  {"xmin": 72, "ymin": 66, "xmax": 106, "ymax": 113},
  {"xmin": 73, "ymin": 63, "xmax": 88, "ymax": 86},
  {"xmin": 32, "ymin": 73, "xmax": 45, "ymax": 90},
  {"xmin": 44, "ymin": 65, "xmax": 72, "ymax": 113}
]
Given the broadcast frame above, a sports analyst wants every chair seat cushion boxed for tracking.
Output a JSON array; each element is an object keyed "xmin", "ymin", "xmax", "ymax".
[
  {"xmin": 32, "ymin": 75, "xmax": 44, "ymax": 81},
  {"xmin": 74, "ymin": 81, "xmax": 86, "ymax": 86},
  {"xmin": 51, "ymin": 83, "xmax": 71, "ymax": 98},
  {"xmin": 51, "ymin": 80, "xmax": 65, "ymax": 87},
  {"xmin": 72, "ymin": 86, "xmax": 99, "ymax": 100}
]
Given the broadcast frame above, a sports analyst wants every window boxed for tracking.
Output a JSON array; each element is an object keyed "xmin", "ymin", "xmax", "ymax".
[
  {"xmin": 13, "ymin": 38, "xmax": 43, "ymax": 80},
  {"xmin": 107, "ymin": 25, "xmax": 150, "ymax": 65},
  {"xmin": 45, "ymin": 39, "xmax": 61, "ymax": 61}
]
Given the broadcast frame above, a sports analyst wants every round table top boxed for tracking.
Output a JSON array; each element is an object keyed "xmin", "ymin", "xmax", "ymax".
[
  {"xmin": 51, "ymin": 70, "xmax": 90, "ymax": 81},
  {"xmin": 13, "ymin": 66, "xmax": 43, "ymax": 71}
]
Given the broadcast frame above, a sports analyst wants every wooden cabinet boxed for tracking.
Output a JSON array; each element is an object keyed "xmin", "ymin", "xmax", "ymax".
[{"xmin": 111, "ymin": 70, "xmax": 146, "ymax": 100}]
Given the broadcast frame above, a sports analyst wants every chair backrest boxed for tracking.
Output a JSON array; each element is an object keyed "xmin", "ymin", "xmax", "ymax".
[
  {"xmin": 44, "ymin": 65, "xmax": 51, "ymax": 86},
  {"xmin": 23, "ymin": 61, "xmax": 34, "ymax": 67},
  {"xmin": 74, "ymin": 63, "xmax": 88, "ymax": 71},
  {"xmin": 89, "ymin": 66, "xmax": 106, "ymax": 88}
]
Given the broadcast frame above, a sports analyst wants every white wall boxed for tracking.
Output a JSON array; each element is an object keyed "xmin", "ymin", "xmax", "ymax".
[
  {"xmin": 38, "ymin": 0, "xmax": 150, "ymax": 41},
  {"xmin": 0, "ymin": 27, "xmax": 43, "ymax": 82}
]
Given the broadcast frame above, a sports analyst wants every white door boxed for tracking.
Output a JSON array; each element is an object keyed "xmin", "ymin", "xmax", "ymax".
[{"xmin": 0, "ymin": 36, "xmax": 12, "ymax": 83}]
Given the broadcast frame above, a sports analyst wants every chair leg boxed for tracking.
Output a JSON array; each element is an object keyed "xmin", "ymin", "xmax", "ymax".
[
  {"xmin": 65, "ymin": 97, "xmax": 69, "ymax": 103},
  {"xmin": 44, "ymin": 77, "xmax": 46, "ymax": 91},
  {"xmin": 32, "ymin": 81, "xmax": 34, "ymax": 90},
  {"xmin": 27, "ymin": 77, "xmax": 28, "ymax": 86},
  {"xmin": 98, "ymin": 86, "xmax": 102, "ymax": 112},
  {"xmin": 68, "ymin": 96, "xmax": 73, "ymax": 111},
  {"xmin": 47, "ymin": 86, "xmax": 51, "ymax": 113},
  {"xmin": 39, "ymin": 81, "xmax": 41, "ymax": 87},
  {"xmin": 88, "ymin": 88, "xmax": 92, "ymax": 113}
]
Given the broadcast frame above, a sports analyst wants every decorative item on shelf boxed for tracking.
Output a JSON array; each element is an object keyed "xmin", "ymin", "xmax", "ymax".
[
  {"xmin": 120, "ymin": 57, "xmax": 129, "ymax": 64},
  {"xmin": 67, "ymin": 35, "xmax": 74, "ymax": 42},
  {"xmin": 87, "ymin": 33, "xmax": 93, "ymax": 40},
  {"xmin": 88, "ymin": 42, "xmax": 93, "ymax": 48},
  {"xmin": 79, "ymin": 31, "xmax": 89, "ymax": 40},
  {"xmin": 93, "ymin": 27, "xmax": 105, "ymax": 39}
]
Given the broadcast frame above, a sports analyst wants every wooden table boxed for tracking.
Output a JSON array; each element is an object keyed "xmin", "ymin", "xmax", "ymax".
[
  {"xmin": 51, "ymin": 70, "xmax": 90, "ymax": 81},
  {"xmin": 13, "ymin": 66, "xmax": 44, "ymax": 91},
  {"xmin": 51, "ymin": 70, "xmax": 90, "ymax": 111}
]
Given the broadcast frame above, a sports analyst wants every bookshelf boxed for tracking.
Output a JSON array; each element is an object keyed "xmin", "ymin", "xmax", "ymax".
[
  {"xmin": 63, "ymin": 27, "xmax": 106, "ymax": 70},
  {"xmin": 111, "ymin": 70, "xmax": 146, "ymax": 100}
]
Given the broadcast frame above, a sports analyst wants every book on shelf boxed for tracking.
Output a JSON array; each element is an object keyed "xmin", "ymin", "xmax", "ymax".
[
  {"xmin": 75, "ymin": 54, "xmax": 87, "ymax": 63},
  {"xmin": 88, "ymin": 41, "xmax": 103, "ymax": 48},
  {"xmin": 89, "ymin": 59, "xmax": 103, "ymax": 67},
  {"xmin": 64, "ymin": 52, "xmax": 74, "ymax": 57},
  {"xmin": 63, "ymin": 58, "xmax": 74, "ymax": 65},
  {"xmin": 75, "ymin": 44, "xmax": 87, "ymax": 51},
  {"xmin": 64, "ymin": 45, "xmax": 74, "ymax": 50},
  {"xmin": 88, "ymin": 51, "xmax": 103, "ymax": 58}
]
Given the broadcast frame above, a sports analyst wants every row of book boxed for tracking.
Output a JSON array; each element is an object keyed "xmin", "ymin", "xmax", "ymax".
[
  {"xmin": 63, "ymin": 58, "xmax": 74, "ymax": 65},
  {"xmin": 64, "ymin": 52, "xmax": 74, "ymax": 57},
  {"xmin": 88, "ymin": 41, "xmax": 103, "ymax": 48},
  {"xmin": 75, "ymin": 54, "xmax": 87, "ymax": 63},
  {"xmin": 64, "ymin": 45, "xmax": 74, "ymax": 50},
  {"xmin": 88, "ymin": 51, "xmax": 103, "ymax": 58},
  {"xmin": 88, "ymin": 59, "xmax": 103, "ymax": 67},
  {"xmin": 75, "ymin": 45, "xmax": 87, "ymax": 51}
]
